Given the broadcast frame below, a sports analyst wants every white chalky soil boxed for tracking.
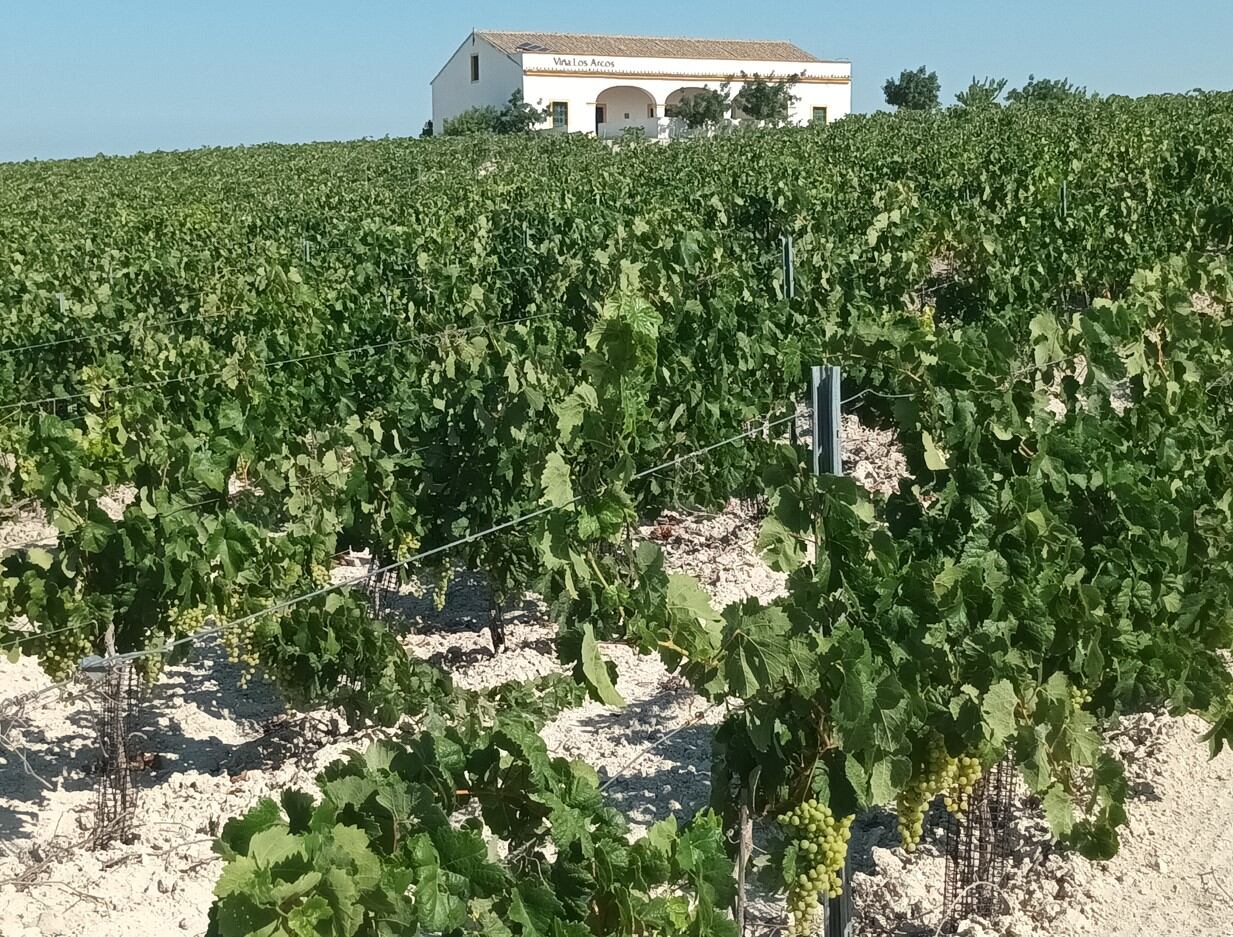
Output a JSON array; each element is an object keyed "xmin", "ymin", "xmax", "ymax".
[{"xmin": 2, "ymin": 431, "xmax": 1231, "ymax": 937}]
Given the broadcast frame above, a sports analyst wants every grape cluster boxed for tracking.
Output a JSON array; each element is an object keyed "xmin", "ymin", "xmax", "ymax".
[
  {"xmin": 135, "ymin": 653, "xmax": 166, "ymax": 686},
  {"xmin": 38, "ymin": 628, "xmax": 96, "ymax": 681},
  {"xmin": 211, "ymin": 603, "xmax": 259, "ymax": 676},
  {"xmin": 167, "ymin": 604, "xmax": 210, "ymax": 639},
  {"xmin": 1071, "ymin": 686, "xmax": 1092, "ymax": 710},
  {"xmin": 778, "ymin": 799, "xmax": 853, "ymax": 935},
  {"xmin": 393, "ymin": 533, "xmax": 419, "ymax": 563},
  {"xmin": 895, "ymin": 737, "xmax": 985, "ymax": 851},
  {"xmin": 942, "ymin": 755, "xmax": 983, "ymax": 816},
  {"xmin": 433, "ymin": 566, "xmax": 452, "ymax": 611},
  {"xmin": 311, "ymin": 563, "xmax": 332, "ymax": 587},
  {"xmin": 16, "ymin": 456, "xmax": 40, "ymax": 491},
  {"xmin": 895, "ymin": 737, "xmax": 951, "ymax": 852}
]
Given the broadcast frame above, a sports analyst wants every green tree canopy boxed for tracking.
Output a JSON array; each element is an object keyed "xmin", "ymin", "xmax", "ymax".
[
  {"xmin": 883, "ymin": 66, "xmax": 942, "ymax": 111},
  {"xmin": 1007, "ymin": 75, "xmax": 1097, "ymax": 105},
  {"xmin": 954, "ymin": 76, "xmax": 1007, "ymax": 109},
  {"xmin": 443, "ymin": 90, "xmax": 548, "ymax": 136},
  {"xmin": 733, "ymin": 72, "xmax": 801, "ymax": 124},
  {"xmin": 670, "ymin": 84, "xmax": 732, "ymax": 129}
]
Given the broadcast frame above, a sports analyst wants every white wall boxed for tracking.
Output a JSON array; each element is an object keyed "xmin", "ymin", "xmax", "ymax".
[
  {"xmin": 519, "ymin": 53, "xmax": 851, "ymax": 134},
  {"xmin": 788, "ymin": 82, "xmax": 851, "ymax": 126},
  {"xmin": 430, "ymin": 34, "xmax": 525, "ymax": 132}
]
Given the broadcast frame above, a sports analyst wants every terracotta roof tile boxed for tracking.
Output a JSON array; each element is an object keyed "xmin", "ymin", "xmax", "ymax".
[{"xmin": 476, "ymin": 31, "xmax": 824, "ymax": 63}]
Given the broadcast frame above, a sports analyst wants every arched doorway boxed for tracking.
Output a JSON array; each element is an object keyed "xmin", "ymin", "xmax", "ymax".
[{"xmin": 595, "ymin": 86, "xmax": 657, "ymax": 138}]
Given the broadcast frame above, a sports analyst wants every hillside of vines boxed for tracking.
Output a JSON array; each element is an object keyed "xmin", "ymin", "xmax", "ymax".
[{"xmin": 2, "ymin": 92, "xmax": 1232, "ymax": 936}]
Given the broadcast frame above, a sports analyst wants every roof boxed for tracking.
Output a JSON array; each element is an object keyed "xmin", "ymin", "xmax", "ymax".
[{"xmin": 475, "ymin": 30, "xmax": 824, "ymax": 63}]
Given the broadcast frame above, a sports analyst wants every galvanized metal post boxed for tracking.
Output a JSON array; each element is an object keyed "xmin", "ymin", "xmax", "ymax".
[
  {"xmin": 809, "ymin": 363, "xmax": 852, "ymax": 937},
  {"xmin": 810, "ymin": 365, "xmax": 842, "ymax": 477},
  {"xmin": 782, "ymin": 235, "xmax": 795, "ymax": 300}
]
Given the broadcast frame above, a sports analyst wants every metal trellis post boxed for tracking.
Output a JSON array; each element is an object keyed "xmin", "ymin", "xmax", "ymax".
[
  {"xmin": 782, "ymin": 234, "xmax": 796, "ymax": 300},
  {"xmin": 809, "ymin": 363, "xmax": 852, "ymax": 937},
  {"xmin": 810, "ymin": 366, "xmax": 842, "ymax": 477}
]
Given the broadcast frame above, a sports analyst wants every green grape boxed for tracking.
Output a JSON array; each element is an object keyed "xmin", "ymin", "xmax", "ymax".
[
  {"xmin": 895, "ymin": 733, "xmax": 988, "ymax": 848},
  {"xmin": 433, "ymin": 566, "xmax": 451, "ymax": 611},
  {"xmin": 38, "ymin": 627, "xmax": 96, "ymax": 682},
  {"xmin": 311, "ymin": 562, "xmax": 332, "ymax": 587},
  {"xmin": 166, "ymin": 604, "xmax": 209, "ymax": 638},
  {"xmin": 896, "ymin": 734, "xmax": 953, "ymax": 851},
  {"xmin": 393, "ymin": 533, "xmax": 418, "ymax": 563},
  {"xmin": 777, "ymin": 799, "xmax": 853, "ymax": 935},
  {"xmin": 135, "ymin": 653, "xmax": 165, "ymax": 686},
  {"xmin": 206, "ymin": 600, "xmax": 261, "ymax": 679},
  {"xmin": 942, "ymin": 755, "xmax": 983, "ymax": 816}
]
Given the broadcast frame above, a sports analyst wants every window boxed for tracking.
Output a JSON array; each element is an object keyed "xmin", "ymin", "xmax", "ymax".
[
  {"xmin": 811, "ymin": 106, "xmax": 829, "ymax": 125},
  {"xmin": 470, "ymin": 54, "xmax": 480, "ymax": 82},
  {"xmin": 647, "ymin": 103, "xmax": 656, "ymax": 119},
  {"xmin": 551, "ymin": 101, "xmax": 568, "ymax": 130}
]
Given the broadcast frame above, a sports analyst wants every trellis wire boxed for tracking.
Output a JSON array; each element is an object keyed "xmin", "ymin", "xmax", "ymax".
[
  {"xmin": 941, "ymin": 756, "xmax": 1018, "ymax": 930},
  {"xmin": 0, "ymin": 309, "xmax": 230, "ymax": 357},
  {"xmin": 72, "ymin": 409, "xmax": 804, "ymax": 675},
  {"xmin": 1, "ymin": 312, "xmax": 556, "ymax": 414},
  {"xmin": 365, "ymin": 407, "xmax": 809, "ymax": 645}
]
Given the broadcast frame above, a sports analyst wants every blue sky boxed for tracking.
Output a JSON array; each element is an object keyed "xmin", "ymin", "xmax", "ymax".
[{"xmin": 2, "ymin": 1, "xmax": 1231, "ymax": 162}]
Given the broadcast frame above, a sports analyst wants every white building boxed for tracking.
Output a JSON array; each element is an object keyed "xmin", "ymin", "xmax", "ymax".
[{"xmin": 431, "ymin": 31, "xmax": 851, "ymax": 139}]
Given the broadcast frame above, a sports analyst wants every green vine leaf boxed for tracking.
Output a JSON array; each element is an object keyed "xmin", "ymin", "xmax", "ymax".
[
  {"xmin": 579, "ymin": 622, "xmax": 625, "ymax": 707},
  {"xmin": 541, "ymin": 451, "xmax": 575, "ymax": 508}
]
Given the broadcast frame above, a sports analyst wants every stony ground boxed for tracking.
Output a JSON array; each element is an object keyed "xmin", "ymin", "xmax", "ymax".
[{"xmin": 2, "ymin": 424, "xmax": 1231, "ymax": 936}]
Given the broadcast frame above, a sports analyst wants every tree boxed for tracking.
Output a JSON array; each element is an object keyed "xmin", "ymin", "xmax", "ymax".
[
  {"xmin": 443, "ymin": 105, "xmax": 501, "ymax": 136},
  {"xmin": 954, "ymin": 76, "xmax": 1007, "ymax": 109},
  {"xmin": 1006, "ymin": 75, "xmax": 1096, "ymax": 105},
  {"xmin": 883, "ymin": 66, "xmax": 941, "ymax": 111},
  {"xmin": 420, "ymin": 120, "xmax": 434, "ymax": 138},
  {"xmin": 732, "ymin": 72, "xmax": 801, "ymax": 124},
  {"xmin": 670, "ymin": 84, "xmax": 732, "ymax": 129},
  {"xmin": 443, "ymin": 90, "xmax": 548, "ymax": 136},
  {"xmin": 494, "ymin": 89, "xmax": 548, "ymax": 134}
]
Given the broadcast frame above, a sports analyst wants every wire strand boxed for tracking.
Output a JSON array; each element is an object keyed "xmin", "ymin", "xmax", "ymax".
[
  {"xmin": 0, "ymin": 310, "xmax": 230, "ymax": 356},
  {"xmin": 840, "ymin": 388, "xmax": 918, "ymax": 406},
  {"xmin": 78, "ymin": 409, "xmax": 803, "ymax": 671},
  {"xmin": 1, "ymin": 312, "xmax": 556, "ymax": 413}
]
